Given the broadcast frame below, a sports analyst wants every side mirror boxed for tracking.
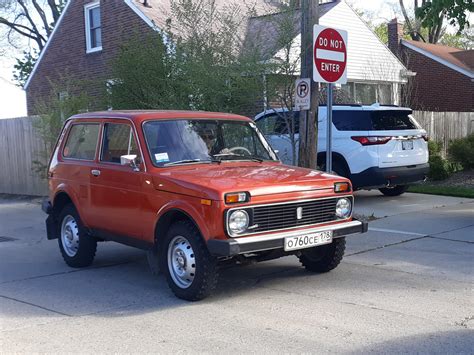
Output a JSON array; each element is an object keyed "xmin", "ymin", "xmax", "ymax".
[{"xmin": 120, "ymin": 154, "xmax": 140, "ymax": 172}]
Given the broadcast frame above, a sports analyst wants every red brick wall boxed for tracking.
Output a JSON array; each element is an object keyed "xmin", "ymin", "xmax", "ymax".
[
  {"xmin": 26, "ymin": 0, "xmax": 154, "ymax": 114},
  {"xmin": 400, "ymin": 46, "xmax": 474, "ymax": 112}
]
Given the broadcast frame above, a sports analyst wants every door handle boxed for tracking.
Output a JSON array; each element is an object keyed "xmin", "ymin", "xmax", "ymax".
[{"xmin": 91, "ymin": 169, "xmax": 101, "ymax": 177}]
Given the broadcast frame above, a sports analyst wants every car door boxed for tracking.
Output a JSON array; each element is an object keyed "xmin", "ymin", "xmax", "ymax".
[
  {"xmin": 89, "ymin": 120, "xmax": 145, "ymax": 239},
  {"xmin": 59, "ymin": 121, "xmax": 101, "ymax": 225}
]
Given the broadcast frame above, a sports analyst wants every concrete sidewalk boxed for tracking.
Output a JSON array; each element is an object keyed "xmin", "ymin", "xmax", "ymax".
[{"xmin": 1, "ymin": 193, "xmax": 473, "ymax": 353}]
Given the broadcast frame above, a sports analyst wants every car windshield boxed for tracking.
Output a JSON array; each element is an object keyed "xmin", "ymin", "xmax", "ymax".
[{"xmin": 143, "ymin": 119, "xmax": 277, "ymax": 167}]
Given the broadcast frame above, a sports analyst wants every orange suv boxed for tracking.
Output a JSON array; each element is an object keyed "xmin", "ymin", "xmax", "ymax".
[{"xmin": 42, "ymin": 111, "xmax": 367, "ymax": 300}]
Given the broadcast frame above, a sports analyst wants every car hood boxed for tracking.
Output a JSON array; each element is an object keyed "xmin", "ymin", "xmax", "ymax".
[{"xmin": 152, "ymin": 163, "xmax": 340, "ymax": 200}]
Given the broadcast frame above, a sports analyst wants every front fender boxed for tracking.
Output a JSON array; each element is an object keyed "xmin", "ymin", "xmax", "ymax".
[{"xmin": 155, "ymin": 199, "xmax": 215, "ymax": 241}]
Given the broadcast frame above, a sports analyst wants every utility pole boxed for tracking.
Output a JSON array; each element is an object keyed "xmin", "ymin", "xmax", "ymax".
[{"xmin": 298, "ymin": 0, "xmax": 319, "ymax": 169}]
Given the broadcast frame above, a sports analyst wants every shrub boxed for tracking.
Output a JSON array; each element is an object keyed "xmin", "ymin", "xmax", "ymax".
[
  {"xmin": 427, "ymin": 140, "xmax": 451, "ymax": 180},
  {"xmin": 448, "ymin": 134, "xmax": 474, "ymax": 170},
  {"xmin": 428, "ymin": 155, "xmax": 451, "ymax": 180}
]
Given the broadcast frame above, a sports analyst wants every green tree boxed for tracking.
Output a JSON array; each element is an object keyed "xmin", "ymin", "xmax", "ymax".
[
  {"xmin": 399, "ymin": 0, "xmax": 473, "ymax": 43},
  {"xmin": 108, "ymin": 0, "xmax": 267, "ymax": 114},
  {"xmin": 32, "ymin": 80, "xmax": 90, "ymax": 178},
  {"xmin": 1, "ymin": 0, "xmax": 66, "ymax": 86}
]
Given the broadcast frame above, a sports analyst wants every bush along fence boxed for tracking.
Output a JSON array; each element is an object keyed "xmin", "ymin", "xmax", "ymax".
[{"xmin": 0, "ymin": 111, "xmax": 473, "ymax": 196}]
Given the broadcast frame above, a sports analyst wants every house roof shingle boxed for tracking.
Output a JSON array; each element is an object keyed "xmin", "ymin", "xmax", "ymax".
[{"xmin": 402, "ymin": 39, "xmax": 473, "ymax": 73}]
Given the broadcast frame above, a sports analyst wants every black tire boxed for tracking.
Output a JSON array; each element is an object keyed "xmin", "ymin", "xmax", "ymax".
[
  {"xmin": 57, "ymin": 204, "xmax": 97, "ymax": 268},
  {"xmin": 320, "ymin": 159, "xmax": 349, "ymax": 178},
  {"xmin": 379, "ymin": 185, "xmax": 408, "ymax": 196},
  {"xmin": 161, "ymin": 220, "xmax": 218, "ymax": 301},
  {"xmin": 298, "ymin": 237, "xmax": 346, "ymax": 273}
]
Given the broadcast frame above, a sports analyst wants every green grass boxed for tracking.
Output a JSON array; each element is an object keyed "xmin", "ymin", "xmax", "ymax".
[{"xmin": 408, "ymin": 185, "xmax": 474, "ymax": 198}]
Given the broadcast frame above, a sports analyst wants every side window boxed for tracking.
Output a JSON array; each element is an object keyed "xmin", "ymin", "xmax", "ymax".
[
  {"xmin": 256, "ymin": 115, "xmax": 277, "ymax": 135},
  {"xmin": 257, "ymin": 112, "xmax": 299, "ymax": 135},
  {"xmin": 332, "ymin": 111, "xmax": 372, "ymax": 131},
  {"xmin": 100, "ymin": 123, "xmax": 140, "ymax": 164},
  {"xmin": 275, "ymin": 112, "xmax": 299, "ymax": 135},
  {"xmin": 63, "ymin": 124, "xmax": 100, "ymax": 160}
]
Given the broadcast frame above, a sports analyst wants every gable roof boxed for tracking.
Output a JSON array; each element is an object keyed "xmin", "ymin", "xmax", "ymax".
[
  {"xmin": 401, "ymin": 39, "xmax": 474, "ymax": 78},
  {"xmin": 243, "ymin": 1, "xmax": 337, "ymax": 60}
]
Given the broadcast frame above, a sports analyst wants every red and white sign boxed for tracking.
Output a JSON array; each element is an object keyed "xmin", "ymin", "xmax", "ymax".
[{"xmin": 313, "ymin": 25, "xmax": 348, "ymax": 84}]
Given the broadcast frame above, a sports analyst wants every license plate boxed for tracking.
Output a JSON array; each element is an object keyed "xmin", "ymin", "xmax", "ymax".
[
  {"xmin": 402, "ymin": 140, "xmax": 414, "ymax": 150},
  {"xmin": 284, "ymin": 231, "xmax": 333, "ymax": 251}
]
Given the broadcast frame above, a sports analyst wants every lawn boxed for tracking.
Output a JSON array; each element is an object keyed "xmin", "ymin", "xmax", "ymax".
[{"xmin": 408, "ymin": 185, "xmax": 474, "ymax": 199}]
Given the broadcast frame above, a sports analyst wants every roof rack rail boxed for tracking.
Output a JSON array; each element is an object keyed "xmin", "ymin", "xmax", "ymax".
[{"xmin": 318, "ymin": 103, "xmax": 363, "ymax": 107}]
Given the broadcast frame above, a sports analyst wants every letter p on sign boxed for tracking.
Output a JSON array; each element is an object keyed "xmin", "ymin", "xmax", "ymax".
[{"xmin": 313, "ymin": 25, "xmax": 348, "ymax": 84}]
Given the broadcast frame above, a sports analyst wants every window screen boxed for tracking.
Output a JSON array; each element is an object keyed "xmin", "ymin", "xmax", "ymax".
[
  {"xmin": 101, "ymin": 123, "xmax": 139, "ymax": 163},
  {"xmin": 63, "ymin": 124, "xmax": 100, "ymax": 160}
]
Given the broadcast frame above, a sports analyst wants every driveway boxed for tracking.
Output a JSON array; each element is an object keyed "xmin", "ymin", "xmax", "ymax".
[{"xmin": 1, "ymin": 192, "xmax": 473, "ymax": 353}]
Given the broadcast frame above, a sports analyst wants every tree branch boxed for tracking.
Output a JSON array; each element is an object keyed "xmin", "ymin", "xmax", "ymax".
[
  {"xmin": 47, "ymin": 0, "xmax": 61, "ymax": 22},
  {"xmin": 32, "ymin": 0, "xmax": 51, "ymax": 37},
  {"xmin": 399, "ymin": 0, "xmax": 418, "ymax": 40},
  {"xmin": 16, "ymin": 0, "xmax": 46, "ymax": 46},
  {"xmin": 0, "ymin": 17, "xmax": 44, "ymax": 48}
]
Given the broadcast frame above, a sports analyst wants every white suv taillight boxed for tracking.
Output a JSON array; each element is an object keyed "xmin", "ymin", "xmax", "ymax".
[{"xmin": 351, "ymin": 136, "xmax": 392, "ymax": 145}]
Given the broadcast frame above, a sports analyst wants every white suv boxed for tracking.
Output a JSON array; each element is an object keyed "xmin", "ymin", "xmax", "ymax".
[{"xmin": 254, "ymin": 104, "xmax": 429, "ymax": 196}]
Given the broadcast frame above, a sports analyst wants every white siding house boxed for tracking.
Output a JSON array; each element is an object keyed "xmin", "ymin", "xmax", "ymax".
[{"xmin": 247, "ymin": 0, "xmax": 408, "ymax": 105}]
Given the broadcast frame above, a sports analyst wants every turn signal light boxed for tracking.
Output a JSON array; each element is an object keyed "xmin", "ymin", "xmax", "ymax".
[
  {"xmin": 351, "ymin": 136, "xmax": 392, "ymax": 145},
  {"xmin": 334, "ymin": 182, "xmax": 351, "ymax": 193},
  {"xmin": 225, "ymin": 192, "xmax": 250, "ymax": 204}
]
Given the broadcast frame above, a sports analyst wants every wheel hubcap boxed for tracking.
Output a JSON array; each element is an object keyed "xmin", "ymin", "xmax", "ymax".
[
  {"xmin": 61, "ymin": 215, "xmax": 79, "ymax": 257},
  {"xmin": 167, "ymin": 236, "xmax": 196, "ymax": 289}
]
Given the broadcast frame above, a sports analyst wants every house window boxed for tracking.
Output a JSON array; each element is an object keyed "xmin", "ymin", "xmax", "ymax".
[{"xmin": 84, "ymin": 1, "xmax": 102, "ymax": 53}]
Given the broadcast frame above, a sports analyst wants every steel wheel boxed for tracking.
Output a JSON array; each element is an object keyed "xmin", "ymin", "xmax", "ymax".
[
  {"xmin": 167, "ymin": 235, "xmax": 196, "ymax": 289},
  {"xmin": 60, "ymin": 215, "xmax": 79, "ymax": 257}
]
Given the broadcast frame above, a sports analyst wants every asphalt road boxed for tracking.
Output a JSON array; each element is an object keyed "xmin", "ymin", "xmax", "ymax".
[{"xmin": 1, "ymin": 191, "xmax": 473, "ymax": 353}]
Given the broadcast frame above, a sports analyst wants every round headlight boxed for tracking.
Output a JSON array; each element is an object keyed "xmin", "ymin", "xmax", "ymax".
[
  {"xmin": 228, "ymin": 210, "xmax": 249, "ymax": 235},
  {"xmin": 336, "ymin": 198, "xmax": 352, "ymax": 219}
]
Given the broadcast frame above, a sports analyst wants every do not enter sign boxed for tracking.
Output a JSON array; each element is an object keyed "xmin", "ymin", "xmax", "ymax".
[{"xmin": 313, "ymin": 25, "xmax": 348, "ymax": 84}]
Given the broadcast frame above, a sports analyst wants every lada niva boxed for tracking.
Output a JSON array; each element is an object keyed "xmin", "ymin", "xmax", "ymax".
[{"xmin": 42, "ymin": 110, "xmax": 367, "ymax": 301}]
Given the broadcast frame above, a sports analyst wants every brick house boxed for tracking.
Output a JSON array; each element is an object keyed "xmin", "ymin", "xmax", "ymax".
[
  {"xmin": 25, "ymin": 0, "xmax": 409, "ymax": 115},
  {"xmin": 24, "ymin": 0, "xmax": 284, "ymax": 115},
  {"xmin": 387, "ymin": 19, "xmax": 474, "ymax": 112}
]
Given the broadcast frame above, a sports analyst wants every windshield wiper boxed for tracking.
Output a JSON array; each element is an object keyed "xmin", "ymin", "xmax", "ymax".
[
  {"xmin": 213, "ymin": 153, "xmax": 263, "ymax": 163},
  {"xmin": 164, "ymin": 158, "xmax": 220, "ymax": 166}
]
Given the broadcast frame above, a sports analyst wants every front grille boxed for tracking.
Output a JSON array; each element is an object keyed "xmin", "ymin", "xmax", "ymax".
[{"xmin": 248, "ymin": 198, "xmax": 339, "ymax": 234}]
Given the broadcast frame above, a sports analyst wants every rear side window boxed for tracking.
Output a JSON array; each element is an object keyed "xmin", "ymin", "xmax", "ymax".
[
  {"xmin": 63, "ymin": 123, "xmax": 100, "ymax": 160},
  {"xmin": 332, "ymin": 111, "xmax": 372, "ymax": 131},
  {"xmin": 256, "ymin": 112, "xmax": 299, "ymax": 135},
  {"xmin": 332, "ymin": 110, "xmax": 420, "ymax": 131},
  {"xmin": 101, "ymin": 123, "xmax": 140, "ymax": 163},
  {"xmin": 370, "ymin": 111, "xmax": 419, "ymax": 130}
]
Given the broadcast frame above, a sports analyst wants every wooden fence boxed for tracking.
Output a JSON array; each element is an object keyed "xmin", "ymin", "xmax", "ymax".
[
  {"xmin": 0, "ymin": 116, "xmax": 48, "ymax": 196},
  {"xmin": 412, "ymin": 111, "xmax": 474, "ymax": 156},
  {"xmin": 0, "ymin": 111, "xmax": 473, "ymax": 196}
]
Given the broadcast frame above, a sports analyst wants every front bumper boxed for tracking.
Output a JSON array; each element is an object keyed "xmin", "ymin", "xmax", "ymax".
[{"xmin": 207, "ymin": 219, "xmax": 368, "ymax": 257}]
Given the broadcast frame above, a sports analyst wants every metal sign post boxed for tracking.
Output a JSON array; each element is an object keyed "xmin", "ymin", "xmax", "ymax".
[{"xmin": 326, "ymin": 83, "xmax": 333, "ymax": 173}]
